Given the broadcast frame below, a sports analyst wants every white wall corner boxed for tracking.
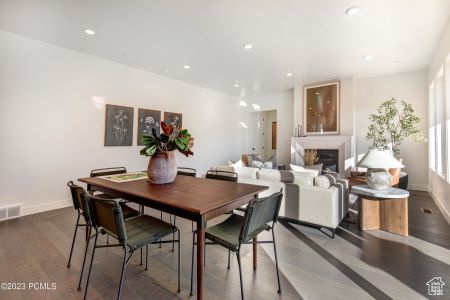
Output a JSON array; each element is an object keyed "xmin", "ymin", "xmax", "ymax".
[
  {"xmin": 428, "ymin": 189, "xmax": 450, "ymax": 225},
  {"xmin": 22, "ymin": 199, "xmax": 73, "ymax": 216},
  {"xmin": 407, "ymin": 184, "xmax": 429, "ymax": 191}
]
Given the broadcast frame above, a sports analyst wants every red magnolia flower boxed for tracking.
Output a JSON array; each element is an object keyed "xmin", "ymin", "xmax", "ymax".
[
  {"xmin": 161, "ymin": 121, "xmax": 174, "ymax": 135},
  {"xmin": 180, "ymin": 149, "xmax": 194, "ymax": 157},
  {"xmin": 188, "ymin": 137, "xmax": 194, "ymax": 148}
]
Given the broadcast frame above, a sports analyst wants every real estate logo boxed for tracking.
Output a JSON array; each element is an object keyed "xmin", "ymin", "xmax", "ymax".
[{"xmin": 427, "ymin": 277, "xmax": 445, "ymax": 296}]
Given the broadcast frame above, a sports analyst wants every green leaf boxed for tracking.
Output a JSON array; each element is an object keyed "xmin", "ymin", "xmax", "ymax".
[
  {"xmin": 145, "ymin": 145, "xmax": 157, "ymax": 156},
  {"xmin": 175, "ymin": 138, "xmax": 186, "ymax": 150}
]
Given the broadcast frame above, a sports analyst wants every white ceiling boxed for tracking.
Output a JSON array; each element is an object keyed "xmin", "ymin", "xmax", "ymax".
[{"xmin": 0, "ymin": 0, "xmax": 449, "ymax": 97}]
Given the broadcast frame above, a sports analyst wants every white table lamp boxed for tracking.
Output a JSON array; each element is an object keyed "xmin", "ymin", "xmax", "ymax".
[{"xmin": 356, "ymin": 150, "xmax": 404, "ymax": 190}]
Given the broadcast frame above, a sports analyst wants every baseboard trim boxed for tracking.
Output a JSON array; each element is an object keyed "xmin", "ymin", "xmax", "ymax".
[
  {"xmin": 22, "ymin": 199, "xmax": 72, "ymax": 216},
  {"xmin": 407, "ymin": 184, "xmax": 428, "ymax": 191},
  {"xmin": 429, "ymin": 189, "xmax": 450, "ymax": 225}
]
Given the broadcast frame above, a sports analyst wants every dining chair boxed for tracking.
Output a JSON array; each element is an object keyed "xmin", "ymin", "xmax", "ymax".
[
  {"xmin": 189, "ymin": 190, "xmax": 283, "ymax": 300},
  {"xmin": 163, "ymin": 167, "xmax": 197, "ymax": 249},
  {"xmin": 205, "ymin": 170, "xmax": 238, "ymax": 182},
  {"xmin": 88, "ymin": 167, "xmax": 128, "ymax": 198},
  {"xmin": 89, "ymin": 167, "xmax": 144, "ymax": 247},
  {"xmin": 66, "ymin": 181, "xmax": 141, "ymax": 292},
  {"xmin": 81, "ymin": 193, "xmax": 181, "ymax": 300},
  {"xmin": 177, "ymin": 167, "xmax": 197, "ymax": 177}
]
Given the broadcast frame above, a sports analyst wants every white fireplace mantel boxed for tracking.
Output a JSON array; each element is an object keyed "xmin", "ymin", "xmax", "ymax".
[{"xmin": 291, "ymin": 135, "xmax": 355, "ymax": 178}]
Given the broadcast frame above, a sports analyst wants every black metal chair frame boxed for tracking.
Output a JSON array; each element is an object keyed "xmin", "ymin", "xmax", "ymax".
[
  {"xmin": 81, "ymin": 193, "xmax": 181, "ymax": 300},
  {"xmin": 88, "ymin": 167, "xmax": 127, "ymax": 194},
  {"xmin": 159, "ymin": 167, "xmax": 197, "ymax": 250},
  {"xmin": 66, "ymin": 181, "xmax": 100, "ymax": 293},
  {"xmin": 189, "ymin": 190, "xmax": 283, "ymax": 300},
  {"xmin": 67, "ymin": 181, "xmax": 143, "ymax": 293},
  {"xmin": 205, "ymin": 170, "xmax": 238, "ymax": 182}
]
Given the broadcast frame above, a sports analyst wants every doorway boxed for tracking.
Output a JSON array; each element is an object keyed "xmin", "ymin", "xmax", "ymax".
[{"xmin": 248, "ymin": 110, "xmax": 277, "ymax": 161}]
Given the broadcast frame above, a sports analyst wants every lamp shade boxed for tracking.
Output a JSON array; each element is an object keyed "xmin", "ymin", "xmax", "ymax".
[{"xmin": 356, "ymin": 150, "xmax": 404, "ymax": 169}]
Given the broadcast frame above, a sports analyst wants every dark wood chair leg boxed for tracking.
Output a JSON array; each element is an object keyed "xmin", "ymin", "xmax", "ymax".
[{"xmin": 190, "ymin": 231, "xmax": 196, "ymax": 296}]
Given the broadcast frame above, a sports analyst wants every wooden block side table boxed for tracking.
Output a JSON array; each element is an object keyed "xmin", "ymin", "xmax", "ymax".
[{"xmin": 352, "ymin": 185, "xmax": 409, "ymax": 236}]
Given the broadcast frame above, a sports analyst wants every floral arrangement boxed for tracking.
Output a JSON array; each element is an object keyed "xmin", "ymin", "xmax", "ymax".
[
  {"xmin": 304, "ymin": 149, "xmax": 319, "ymax": 166},
  {"xmin": 367, "ymin": 98, "xmax": 426, "ymax": 156},
  {"xmin": 140, "ymin": 121, "xmax": 194, "ymax": 157}
]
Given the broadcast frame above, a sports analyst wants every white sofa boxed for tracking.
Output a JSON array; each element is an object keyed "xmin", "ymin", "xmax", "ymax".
[{"xmin": 210, "ymin": 166, "xmax": 349, "ymax": 237}]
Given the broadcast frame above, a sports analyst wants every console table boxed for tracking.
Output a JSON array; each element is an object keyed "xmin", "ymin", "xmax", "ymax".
[{"xmin": 351, "ymin": 185, "xmax": 409, "ymax": 236}]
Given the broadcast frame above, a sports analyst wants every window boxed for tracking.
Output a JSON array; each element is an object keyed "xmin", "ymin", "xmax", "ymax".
[
  {"xmin": 435, "ymin": 67, "xmax": 445, "ymax": 176},
  {"xmin": 428, "ymin": 54, "xmax": 450, "ymax": 182},
  {"xmin": 429, "ymin": 82, "xmax": 435, "ymax": 170}
]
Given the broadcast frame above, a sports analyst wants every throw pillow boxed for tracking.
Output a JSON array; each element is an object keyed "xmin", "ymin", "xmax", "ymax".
[
  {"xmin": 230, "ymin": 160, "xmax": 244, "ymax": 168},
  {"xmin": 251, "ymin": 155, "xmax": 278, "ymax": 169},
  {"xmin": 263, "ymin": 155, "xmax": 277, "ymax": 169},
  {"xmin": 257, "ymin": 169, "xmax": 281, "ymax": 181},
  {"xmin": 314, "ymin": 175, "xmax": 331, "ymax": 188},
  {"xmin": 304, "ymin": 163, "xmax": 323, "ymax": 175}
]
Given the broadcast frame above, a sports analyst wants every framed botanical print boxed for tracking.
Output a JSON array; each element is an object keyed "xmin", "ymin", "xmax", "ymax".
[
  {"xmin": 137, "ymin": 108, "xmax": 161, "ymax": 146},
  {"xmin": 104, "ymin": 104, "xmax": 134, "ymax": 146},
  {"xmin": 303, "ymin": 81, "xmax": 340, "ymax": 135},
  {"xmin": 163, "ymin": 112, "xmax": 182, "ymax": 134}
]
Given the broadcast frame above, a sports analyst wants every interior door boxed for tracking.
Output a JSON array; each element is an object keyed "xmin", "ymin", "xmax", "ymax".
[{"xmin": 248, "ymin": 112, "xmax": 264, "ymax": 155}]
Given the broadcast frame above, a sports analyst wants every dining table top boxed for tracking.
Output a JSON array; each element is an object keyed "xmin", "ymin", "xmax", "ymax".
[{"xmin": 78, "ymin": 175, "xmax": 269, "ymax": 216}]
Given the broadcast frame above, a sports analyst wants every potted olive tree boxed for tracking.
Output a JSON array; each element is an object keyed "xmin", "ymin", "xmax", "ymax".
[{"xmin": 367, "ymin": 98, "xmax": 427, "ymax": 156}]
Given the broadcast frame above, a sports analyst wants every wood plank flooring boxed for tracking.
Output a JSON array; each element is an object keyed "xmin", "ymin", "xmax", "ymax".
[
  {"xmin": 0, "ymin": 206, "xmax": 300, "ymax": 300},
  {"xmin": 259, "ymin": 190, "xmax": 450, "ymax": 299},
  {"xmin": 0, "ymin": 190, "xmax": 449, "ymax": 299}
]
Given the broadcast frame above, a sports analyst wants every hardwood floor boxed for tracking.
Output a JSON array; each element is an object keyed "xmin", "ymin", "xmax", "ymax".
[
  {"xmin": 0, "ymin": 206, "xmax": 300, "ymax": 300},
  {"xmin": 259, "ymin": 190, "xmax": 450, "ymax": 299},
  {"xmin": 0, "ymin": 190, "xmax": 449, "ymax": 299}
]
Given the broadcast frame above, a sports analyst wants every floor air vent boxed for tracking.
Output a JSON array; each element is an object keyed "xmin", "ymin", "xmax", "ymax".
[
  {"xmin": 0, "ymin": 204, "xmax": 22, "ymax": 221},
  {"xmin": 421, "ymin": 208, "xmax": 432, "ymax": 214}
]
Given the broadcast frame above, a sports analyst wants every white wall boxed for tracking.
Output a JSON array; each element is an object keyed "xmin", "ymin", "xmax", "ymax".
[
  {"xmin": 428, "ymin": 20, "xmax": 450, "ymax": 223},
  {"xmin": 241, "ymin": 90, "xmax": 294, "ymax": 166},
  {"xmin": 0, "ymin": 30, "xmax": 241, "ymax": 215},
  {"xmin": 354, "ymin": 69, "xmax": 429, "ymax": 190}
]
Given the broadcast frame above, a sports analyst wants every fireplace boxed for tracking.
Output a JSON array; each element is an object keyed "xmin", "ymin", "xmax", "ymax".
[
  {"xmin": 315, "ymin": 149, "xmax": 339, "ymax": 173},
  {"xmin": 291, "ymin": 135, "xmax": 354, "ymax": 178}
]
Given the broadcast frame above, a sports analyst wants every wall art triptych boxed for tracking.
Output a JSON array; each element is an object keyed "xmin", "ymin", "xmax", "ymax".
[{"xmin": 104, "ymin": 104, "xmax": 182, "ymax": 146}]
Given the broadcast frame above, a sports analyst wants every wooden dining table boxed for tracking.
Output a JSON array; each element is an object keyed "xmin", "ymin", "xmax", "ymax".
[{"xmin": 78, "ymin": 174, "xmax": 268, "ymax": 300}]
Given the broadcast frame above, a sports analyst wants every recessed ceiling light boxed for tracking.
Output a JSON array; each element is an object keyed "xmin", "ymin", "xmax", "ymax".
[
  {"xmin": 183, "ymin": 65, "xmax": 191, "ymax": 69},
  {"xmin": 345, "ymin": 6, "xmax": 361, "ymax": 16},
  {"xmin": 239, "ymin": 100, "xmax": 247, "ymax": 107},
  {"xmin": 234, "ymin": 83, "xmax": 240, "ymax": 87},
  {"xmin": 243, "ymin": 44, "xmax": 253, "ymax": 50},
  {"xmin": 363, "ymin": 55, "xmax": 373, "ymax": 61},
  {"xmin": 84, "ymin": 29, "xmax": 95, "ymax": 35},
  {"xmin": 252, "ymin": 104, "xmax": 261, "ymax": 110},
  {"xmin": 286, "ymin": 72, "xmax": 293, "ymax": 77},
  {"xmin": 315, "ymin": 92, "xmax": 319, "ymax": 95}
]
